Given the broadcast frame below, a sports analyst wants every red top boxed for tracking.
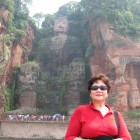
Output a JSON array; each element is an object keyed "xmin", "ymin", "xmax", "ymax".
[{"xmin": 65, "ymin": 102, "xmax": 132, "ymax": 140}]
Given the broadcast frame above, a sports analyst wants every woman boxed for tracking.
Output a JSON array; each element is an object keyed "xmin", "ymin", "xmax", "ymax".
[{"xmin": 65, "ymin": 73, "xmax": 132, "ymax": 140}]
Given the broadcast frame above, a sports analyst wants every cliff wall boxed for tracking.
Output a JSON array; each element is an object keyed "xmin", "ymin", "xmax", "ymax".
[
  {"xmin": 0, "ymin": 6, "xmax": 35, "ymax": 112},
  {"xmin": 89, "ymin": 20, "xmax": 140, "ymax": 112}
]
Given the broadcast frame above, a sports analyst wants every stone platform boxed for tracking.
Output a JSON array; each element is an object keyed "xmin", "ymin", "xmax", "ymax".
[{"xmin": 0, "ymin": 120, "xmax": 68, "ymax": 139}]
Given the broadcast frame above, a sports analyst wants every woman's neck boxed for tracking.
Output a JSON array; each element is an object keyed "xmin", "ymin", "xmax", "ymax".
[
  {"xmin": 93, "ymin": 101, "xmax": 105, "ymax": 109},
  {"xmin": 92, "ymin": 102, "xmax": 108, "ymax": 116}
]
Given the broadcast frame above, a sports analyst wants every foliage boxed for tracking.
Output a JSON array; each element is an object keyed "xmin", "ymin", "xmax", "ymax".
[
  {"xmin": 13, "ymin": 0, "xmax": 32, "ymax": 13},
  {"xmin": 3, "ymin": 34, "xmax": 13, "ymax": 45},
  {"xmin": 0, "ymin": 0, "xmax": 15, "ymax": 35},
  {"xmin": 41, "ymin": 14, "xmax": 54, "ymax": 36},
  {"xmin": 21, "ymin": 61, "xmax": 40, "ymax": 69},
  {"xmin": 32, "ymin": 14, "xmax": 54, "ymax": 51},
  {"xmin": 36, "ymin": 83, "xmax": 46, "ymax": 98},
  {"xmin": 35, "ymin": 69, "xmax": 67, "ymax": 115},
  {"xmin": 56, "ymin": 1, "xmax": 86, "ymax": 38},
  {"xmin": 80, "ymin": 0, "xmax": 140, "ymax": 39},
  {"xmin": 85, "ymin": 43, "xmax": 95, "ymax": 60},
  {"xmin": 7, "ymin": 0, "xmax": 34, "ymax": 42},
  {"xmin": 56, "ymin": 1, "xmax": 89, "ymax": 55},
  {"xmin": 56, "ymin": 1, "xmax": 81, "ymax": 18},
  {"xmin": 0, "ymin": 0, "xmax": 14, "ymax": 12},
  {"xmin": 4, "ymin": 88, "xmax": 11, "ymax": 112},
  {"xmin": 131, "ymin": 133, "xmax": 140, "ymax": 140},
  {"xmin": 56, "ymin": 71, "xmax": 67, "ymax": 115},
  {"xmin": 11, "ymin": 65, "xmax": 20, "ymax": 109},
  {"xmin": 127, "ymin": 109, "xmax": 140, "ymax": 118}
]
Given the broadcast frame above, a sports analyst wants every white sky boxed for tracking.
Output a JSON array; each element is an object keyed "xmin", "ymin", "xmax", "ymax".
[{"xmin": 29, "ymin": 0, "xmax": 81, "ymax": 16}]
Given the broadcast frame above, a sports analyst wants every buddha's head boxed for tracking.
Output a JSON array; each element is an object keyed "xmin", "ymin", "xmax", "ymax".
[{"xmin": 54, "ymin": 17, "xmax": 69, "ymax": 35}]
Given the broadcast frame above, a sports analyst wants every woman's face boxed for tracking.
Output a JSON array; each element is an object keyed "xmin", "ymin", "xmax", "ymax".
[{"xmin": 90, "ymin": 80, "xmax": 108, "ymax": 102}]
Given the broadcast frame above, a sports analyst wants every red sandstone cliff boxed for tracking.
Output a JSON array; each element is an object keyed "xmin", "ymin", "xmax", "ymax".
[
  {"xmin": 0, "ymin": 6, "xmax": 34, "ymax": 112},
  {"xmin": 89, "ymin": 20, "xmax": 140, "ymax": 112}
]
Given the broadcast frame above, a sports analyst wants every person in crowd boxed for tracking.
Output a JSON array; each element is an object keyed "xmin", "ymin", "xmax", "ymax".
[{"xmin": 65, "ymin": 73, "xmax": 132, "ymax": 140}]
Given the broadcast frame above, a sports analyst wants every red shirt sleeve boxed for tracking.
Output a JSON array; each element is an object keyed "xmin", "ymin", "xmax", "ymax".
[
  {"xmin": 118, "ymin": 112, "xmax": 132, "ymax": 140},
  {"xmin": 65, "ymin": 106, "xmax": 81, "ymax": 140}
]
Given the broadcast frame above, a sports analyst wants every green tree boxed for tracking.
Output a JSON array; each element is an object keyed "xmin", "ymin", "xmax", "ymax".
[
  {"xmin": 7, "ymin": 0, "xmax": 34, "ymax": 42},
  {"xmin": 41, "ymin": 14, "xmax": 54, "ymax": 38},
  {"xmin": 56, "ymin": 1, "xmax": 80, "ymax": 17},
  {"xmin": 80, "ymin": 0, "xmax": 140, "ymax": 39}
]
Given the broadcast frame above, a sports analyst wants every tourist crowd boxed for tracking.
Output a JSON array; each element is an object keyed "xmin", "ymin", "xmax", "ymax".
[{"xmin": 4, "ymin": 114, "xmax": 66, "ymax": 122}]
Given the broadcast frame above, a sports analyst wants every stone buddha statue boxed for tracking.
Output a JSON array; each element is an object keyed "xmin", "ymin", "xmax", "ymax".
[
  {"xmin": 51, "ymin": 17, "xmax": 68, "ymax": 50},
  {"xmin": 38, "ymin": 17, "xmax": 85, "ymax": 115}
]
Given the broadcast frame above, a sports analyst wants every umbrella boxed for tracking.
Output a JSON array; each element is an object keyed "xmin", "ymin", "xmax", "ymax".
[{"xmin": 53, "ymin": 113, "xmax": 61, "ymax": 117}]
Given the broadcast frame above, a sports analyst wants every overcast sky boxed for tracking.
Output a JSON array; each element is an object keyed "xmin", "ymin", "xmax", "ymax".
[{"xmin": 29, "ymin": 0, "xmax": 81, "ymax": 16}]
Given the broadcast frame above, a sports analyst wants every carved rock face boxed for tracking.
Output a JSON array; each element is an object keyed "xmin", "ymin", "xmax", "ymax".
[
  {"xmin": 51, "ymin": 18, "xmax": 69, "ymax": 50},
  {"xmin": 19, "ymin": 91, "xmax": 37, "ymax": 108},
  {"xmin": 38, "ymin": 17, "xmax": 85, "ymax": 114},
  {"xmin": 51, "ymin": 35, "xmax": 67, "ymax": 50},
  {"xmin": 89, "ymin": 20, "xmax": 140, "ymax": 111},
  {"xmin": 54, "ymin": 18, "xmax": 69, "ymax": 35},
  {"xmin": 19, "ymin": 63, "xmax": 40, "ymax": 91}
]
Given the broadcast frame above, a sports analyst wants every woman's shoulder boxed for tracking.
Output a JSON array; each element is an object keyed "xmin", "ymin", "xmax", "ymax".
[{"xmin": 76, "ymin": 104, "xmax": 90, "ymax": 111}]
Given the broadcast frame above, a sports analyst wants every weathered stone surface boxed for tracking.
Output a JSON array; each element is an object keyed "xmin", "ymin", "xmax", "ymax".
[
  {"xmin": 64, "ymin": 92, "xmax": 80, "ymax": 115},
  {"xmin": 6, "ymin": 107, "xmax": 36, "ymax": 114},
  {"xmin": 39, "ymin": 17, "xmax": 85, "ymax": 114},
  {"xmin": 0, "ymin": 7, "xmax": 9, "ymax": 34},
  {"xmin": 51, "ymin": 17, "xmax": 68, "ymax": 50},
  {"xmin": 19, "ymin": 92, "xmax": 37, "ymax": 108},
  {"xmin": 0, "ymin": 6, "xmax": 35, "ymax": 112},
  {"xmin": 0, "ymin": 6, "xmax": 12, "ymax": 112},
  {"xmin": 18, "ymin": 62, "xmax": 40, "ymax": 90},
  {"xmin": 12, "ymin": 44, "xmax": 23, "ymax": 66},
  {"xmin": 89, "ymin": 20, "xmax": 140, "ymax": 111},
  {"xmin": 66, "ymin": 58, "xmax": 85, "ymax": 81},
  {"xmin": 0, "ymin": 121, "xmax": 68, "ymax": 139},
  {"xmin": 12, "ymin": 26, "xmax": 34, "ymax": 67}
]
